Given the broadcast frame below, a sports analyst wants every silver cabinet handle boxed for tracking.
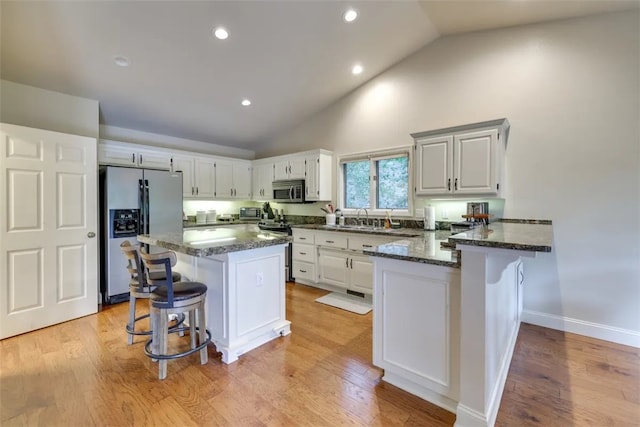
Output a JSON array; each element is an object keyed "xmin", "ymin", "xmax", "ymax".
[
  {"xmin": 192, "ymin": 186, "xmax": 195, "ymax": 195},
  {"xmin": 131, "ymin": 153, "xmax": 135, "ymax": 164},
  {"xmin": 346, "ymin": 258, "xmax": 349, "ymax": 267},
  {"xmin": 325, "ymin": 240, "xmax": 334, "ymax": 244},
  {"xmin": 87, "ymin": 232, "xmax": 96, "ymax": 238},
  {"xmin": 139, "ymin": 154, "xmax": 143, "ymax": 164},
  {"xmin": 350, "ymin": 258, "xmax": 353, "ymax": 269},
  {"xmin": 299, "ymin": 237, "xmax": 306, "ymax": 240},
  {"xmin": 196, "ymin": 187, "xmax": 199, "ymax": 196},
  {"xmin": 447, "ymin": 178, "xmax": 451, "ymax": 191},
  {"xmin": 299, "ymin": 252, "xmax": 307, "ymax": 255},
  {"xmin": 454, "ymin": 178, "xmax": 458, "ymax": 190},
  {"xmin": 299, "ymin": 269, "xmax": 307, "ymax": 273},
  {"xmin": 362, "ymin": 244, "xmax": 373, "ymax": 248}
]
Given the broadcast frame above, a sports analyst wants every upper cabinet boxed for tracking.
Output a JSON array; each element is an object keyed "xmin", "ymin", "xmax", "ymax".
[
  {"xmin": 304, "ymin": 150, "xmax": 332, "ymax": 202},
  {"xmin": 253, "ymin": 149, "xmax": 333, "ymax": 202},
  {"xmin": 273, "ymin": 156, "xmax": 306, "ymax": 180},
  {"xmin": 253, "ymin": 161, "xmax": 274, "ymax": 201},
  {"xmin": 214, "ymin": 159, "xmax": 252, "ymax": 199},
  {"xmin": 413, "ymin": 118, "xmax": 509, "ymax": 197},
  {"xmin": 173, "ymin": 155, "xmax": 215, "ymax": 199},
  {"xmin": 98, "ymin": 140, "xmax": 172, "ymax": 170}
]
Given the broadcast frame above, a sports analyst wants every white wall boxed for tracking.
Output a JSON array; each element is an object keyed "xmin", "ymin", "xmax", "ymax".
[
  {"xmin": 265, "ymin": 12, "xmax": 640, "ymax": 345},
  {"xmin": 0, "ymin": 80, "xmax": 99, "ymax": 138}
]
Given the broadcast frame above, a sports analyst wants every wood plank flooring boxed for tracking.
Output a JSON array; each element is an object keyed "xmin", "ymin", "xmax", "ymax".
[{"xmin": 1, "ymin": 282, "xmax": 638, "ymax": 426}]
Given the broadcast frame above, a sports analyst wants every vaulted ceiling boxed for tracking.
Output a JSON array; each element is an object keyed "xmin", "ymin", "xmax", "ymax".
[{"xmin": 2, "ymin": 1, "xmax": 637, "ymax": 151}]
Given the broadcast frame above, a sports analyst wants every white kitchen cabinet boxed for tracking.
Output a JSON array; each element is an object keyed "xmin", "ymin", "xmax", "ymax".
[
  {"xmin": 304, "ymin": 150, "xmax": 333, "ymax": 201},
  {"xmin": 99, "ymin": 141, "xmax": 171, "ymax": 170},
  {"xmin": 173, "ymin": 155, "xmax": 215, "ymax": 199},
  {"xmin": 413, "ymin": 118, "xmax": 509, "ymax": 197},
  {"xmin": 300, "ymin": 229, "xmax": 398, "ymax": 295},
  {"xmin": 292, "ymin": 229, "xmax": 317, "ymax": 283},
  {"xmin": 215, "ymin": 159, "xmax": 252, "ymax": 199},
  {"xmin": 273, "ymin": 155, "xmax": 306, "ymax": 180},
  {"xmin": 252, "ymin": 161, "xmax": 274, "ymax": 200},
  {"xmin": 373, "ymin": 257, "xmax": 461, "ymax": 406}
]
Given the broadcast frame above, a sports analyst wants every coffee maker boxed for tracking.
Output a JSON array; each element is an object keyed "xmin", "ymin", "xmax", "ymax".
[{"xmin": 450, "ymin": 202, "xmax": 490, "ymax": 234}]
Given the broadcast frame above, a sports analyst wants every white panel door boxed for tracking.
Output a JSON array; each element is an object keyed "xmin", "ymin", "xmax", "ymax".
[{"xmin": 0, "ymin": 123, "xmax": 98, "ymax": 339}]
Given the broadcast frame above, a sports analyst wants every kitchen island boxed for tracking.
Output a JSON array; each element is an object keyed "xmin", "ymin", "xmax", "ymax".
[
  {"xmin": 138, "ymin": 226, "xmax": 292, "ymax": 364},
  {"xmin": 365, "ymin": 221, "xmax": 553, "ymax": 427}
]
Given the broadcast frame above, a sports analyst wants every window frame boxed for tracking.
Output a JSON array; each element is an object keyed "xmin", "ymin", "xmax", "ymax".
[{"xmin": 337, "ymin": 145, "xmax": 413, "ymax": 218}]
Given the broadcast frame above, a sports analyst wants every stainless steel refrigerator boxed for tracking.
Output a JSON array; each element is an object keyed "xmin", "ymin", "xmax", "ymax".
[{"xmin": 99, "ymin": 166, "xmax": 183, "ymax": 304}]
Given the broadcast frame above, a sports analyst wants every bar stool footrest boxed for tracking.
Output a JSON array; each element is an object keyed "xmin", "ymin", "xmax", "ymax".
[
  {"xmin": 126, "ymin": 313, "xmax": 186, "ymax": 337},
  {"xmin": 143, "ymin": 328, "xmax": 212, "ymax": 360}
]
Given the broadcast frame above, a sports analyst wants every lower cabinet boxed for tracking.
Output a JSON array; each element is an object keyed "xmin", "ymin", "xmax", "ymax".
[
  {"xmin": 292, "ymin": 228, "xmax": 405, "ymax": 295},
  {"xmin": 318, "ymin": 249, "xmax": 373, "ymax": 294},
  {"xmin": 372, "ymin": 257, "xmax": 460, "ymax": 409}
]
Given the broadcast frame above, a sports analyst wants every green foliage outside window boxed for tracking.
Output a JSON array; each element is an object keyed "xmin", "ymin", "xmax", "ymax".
[{"xmin": 343, "ymin": 155, "xmax": 408, "ymax": 210}]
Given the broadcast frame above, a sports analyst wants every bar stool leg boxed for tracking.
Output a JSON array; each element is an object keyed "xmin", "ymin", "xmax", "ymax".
[
  {"xmin": 189, "ymin": 310, "xmax": 197, "ymax": 349},
  {"xmin": 198, "ymin": 300, "xmax": 208, "ymax": 365},
  {"xmin": 127, "ymin": 294, "xmax": 137, "ymax": 345},
  {"xmin": 159, "ymin": 311, "xmax": 169, "ymax": 380}
]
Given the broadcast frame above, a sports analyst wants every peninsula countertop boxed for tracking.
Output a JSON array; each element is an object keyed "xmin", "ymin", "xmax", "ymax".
[
  {"xmin": 447, "ymin": 220, "xmax": 553, "ymax": 252},
  {"xmin": 138, "ymin": 226, "xmax": 291, "ymax": 257}
]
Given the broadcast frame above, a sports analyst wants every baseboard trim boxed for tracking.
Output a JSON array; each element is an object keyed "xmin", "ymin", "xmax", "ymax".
[{"xmin": 522, "ymin": 310, "xmax": 640, "ymax": 348}]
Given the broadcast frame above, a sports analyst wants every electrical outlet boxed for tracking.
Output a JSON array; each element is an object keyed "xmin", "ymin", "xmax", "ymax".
[
  {"xmin": 256, "ymin": 272, "xmax": 264, "ymax": 287},
  {"xmin": 441, "ymin": 209, "xmax": 449, "ymax": 219}
]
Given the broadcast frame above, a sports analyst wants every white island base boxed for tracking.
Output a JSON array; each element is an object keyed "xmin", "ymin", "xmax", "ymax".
[
  {"xmin": 177, "ymin": 244, "xmax": 291, "ymax": 364},
  {"xmin": 373, "ymin": 245, "xmax": 534, "ymax": 427}
]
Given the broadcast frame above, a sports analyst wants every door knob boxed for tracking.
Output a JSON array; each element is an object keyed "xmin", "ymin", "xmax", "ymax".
[{"xmin": 87, "ymin": 232, "xmax": 96, "ymax": 238}]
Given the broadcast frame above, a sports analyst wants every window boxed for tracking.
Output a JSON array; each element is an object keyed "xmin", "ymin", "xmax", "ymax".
[{"xmin": 339, "ymin": 147, "xmax": 412, "ymax": 216}]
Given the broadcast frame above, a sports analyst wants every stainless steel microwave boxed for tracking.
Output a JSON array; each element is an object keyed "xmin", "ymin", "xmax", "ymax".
[{"xmin": 272, "ymin": 179, "xmax": 305, "ymax": 203}]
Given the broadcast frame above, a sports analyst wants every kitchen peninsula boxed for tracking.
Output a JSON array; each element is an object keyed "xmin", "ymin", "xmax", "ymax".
[
  {"xmin": 365, "ymin": 221, "xmax": 553, "ymax": 427},
  {"xmin": 138, "ymin": 226, "xmax": 292, "ymax": 364}
]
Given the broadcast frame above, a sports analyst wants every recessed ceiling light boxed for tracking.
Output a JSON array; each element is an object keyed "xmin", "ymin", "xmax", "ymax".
[
  {"xmin": 113, "ymin": 56, "xmax": 130, "ymax": 67},
  {"xmin": 352, "ymin": 64, "xmax": 363, "ymax": 75},
  {"xmin": 241, "ymin": 99, "xmax": 251, "ymax": 107},
  {"xmin": 343, "ymin": 8, "xmax": 358, "ymax": 22},
  {"xmin": 213, "ymin": 27, "xmax": 229, "ymax": 40}
]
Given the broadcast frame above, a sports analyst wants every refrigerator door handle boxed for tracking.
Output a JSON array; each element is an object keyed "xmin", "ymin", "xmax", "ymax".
[
  {"xmin": 144, "ymin": 179, "xmax": 150, "ymax": 235},
  {"xmin": 138, "ymin": 179, "xmax": 145, "ymax": 235}
]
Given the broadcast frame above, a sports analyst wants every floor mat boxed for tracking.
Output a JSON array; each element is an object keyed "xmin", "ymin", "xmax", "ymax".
[{"xmin": 315, "ymin": 292, "xmax": 372, "ymax": 315}]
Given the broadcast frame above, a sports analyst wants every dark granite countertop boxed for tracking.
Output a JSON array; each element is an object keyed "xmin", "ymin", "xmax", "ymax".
[
  {"xmin": 291, "ymin": 223, "xmax": 424, "ymax": 238},
  {"xmin": 183, "ymin": 220, "xmax": 260, "ymax": 229},
  {"xmin": 448, "ymin": 222, "xmax": 553, "ymax": 252},
  {"xmin": 362, "ymin": 230, "xmax": 460, "ymax": 268},
  {"xmin": 138, "ymin": 227, "xmax": 291, "ymax": 257}
]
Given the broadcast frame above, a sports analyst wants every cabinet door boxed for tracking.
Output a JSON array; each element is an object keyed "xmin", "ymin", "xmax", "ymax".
[
  {"xmin": 98, "ymin": 144, "xmax": 136, "ymax": 167},
  {"xmin": 252, "ymin": 163, "xmax": 273, "ymax": 200},
  {"xmin": 415, "ymin": 135, "xmax": 453, "ymax": 195},
  {"xmin": 318, "ymin": 249, "xmax": 348, "ymax": 289},
  {"xmin": 173, "ymin": 156, "xmax": 195, "ymax": 197},
  {"xmin": 273, "ymin": 159, "xmax": 290, "ymax": 181},
  {"xmin": 195, "ymin": 158, "xmax": 215, "ymax": 199},
  {"xmin": 288, "ymin": 156, "xmax": 306, "ymax": 179},
  {"xmin": 349, "ymin": 253, "xmax": 374, "ymax": 294},
  {"xmin": 214, "ymin": 160, "xmax": 234, "ymax": 198},
  {"xmin": 453, "ymin": 129, "xmax": 498, "ymax": 194},
  {"xmin": 136, "ymin": 149, "xmax": 171, "ymax": 170},
  {"xmin": 304, "ymin": 156, "xmax": 319, "ymax": 201},
  {"xmin": 232, "ymin": 162, "xmax": 252, "ymax": 199}
]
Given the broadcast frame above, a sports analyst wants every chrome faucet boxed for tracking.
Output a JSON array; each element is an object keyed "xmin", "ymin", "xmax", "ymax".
[{"xmin": 356, "ymin": 208, "xmax": 369, "ymax": 226}]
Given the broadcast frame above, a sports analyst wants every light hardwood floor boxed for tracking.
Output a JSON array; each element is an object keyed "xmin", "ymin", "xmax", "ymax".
[{"xmin": 1, "ymin": 282, "xmax": 638, "ymax": 426}]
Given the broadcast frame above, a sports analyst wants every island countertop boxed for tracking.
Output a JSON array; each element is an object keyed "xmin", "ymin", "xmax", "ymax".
[
  {"xmin": 138, "ymin": 227, "xmax": 291, "ymax": 257},
  {"xmin": 362, "ymin": 230, "xmax": 460, "ymax": 267},
  {"xmin": 448, "ymin": 221, "xmax": 553, "ymax": 252}
]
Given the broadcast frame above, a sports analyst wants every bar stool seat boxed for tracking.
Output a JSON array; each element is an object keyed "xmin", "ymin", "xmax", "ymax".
[
  {"xmin": 139, "ymin": 247, "xmax": 211, "ymax": 380},
  {"xmin": 120, "ymin": 241, "xmax": 183, "ymax": 344}
]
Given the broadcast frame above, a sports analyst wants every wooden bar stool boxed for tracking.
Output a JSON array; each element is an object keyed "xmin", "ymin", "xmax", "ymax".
[
  {"xmin": 138, "ymin": 247, "xmax": 211, "ymax": 380},
  {"xmin": 119, "ymin": 241, "xmax": 183, "ymax": 345}
]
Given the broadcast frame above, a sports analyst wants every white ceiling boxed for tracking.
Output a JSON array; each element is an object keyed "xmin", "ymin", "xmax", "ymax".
[{"xmin": 2, "ymin": 1, "xmax": 638, "ymax": 152}]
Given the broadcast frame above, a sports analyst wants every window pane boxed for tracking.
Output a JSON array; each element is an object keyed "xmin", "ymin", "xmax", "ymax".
[
  {"xmin": 344, "ymin": 161, "xmax": 370, "ymax": 209},
  {"xmin": 376, "ymin": 156, "xmax": 408, "ymax": 209}
]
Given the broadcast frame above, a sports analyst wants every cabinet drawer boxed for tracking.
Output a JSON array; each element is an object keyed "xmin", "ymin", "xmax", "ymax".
[
  {"xmin": 292, "ymin": 243, "xmax": 315, "ymax": 263},
  {"xmin": 293, "ymin": 229, "xmax": 315, "ymax": 244},
  {"xmin": 316, "ymin": 232, "xmax": 348, "ymax": 249},
  {"xmin": 348, "ymin": 235, "xmax": 396, "ymax": 251},
  {"xmin": 293, "ymin": 261, "xmax": 315, "ymax": 282}
]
